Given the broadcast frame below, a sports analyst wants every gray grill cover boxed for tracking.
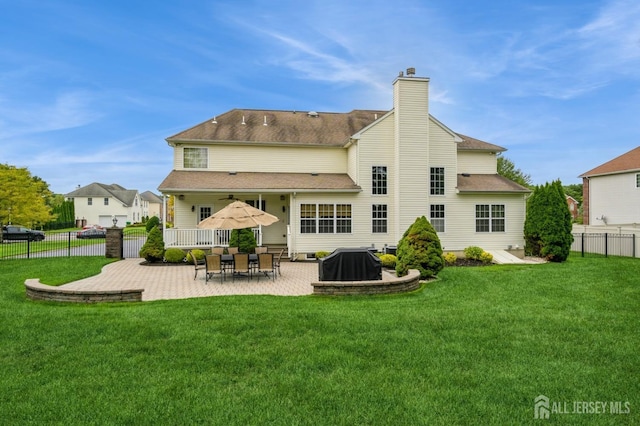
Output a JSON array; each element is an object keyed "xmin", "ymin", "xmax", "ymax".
[{"xmin": 318, "ymin": 248, "xmax": 382, "ymax": 281}]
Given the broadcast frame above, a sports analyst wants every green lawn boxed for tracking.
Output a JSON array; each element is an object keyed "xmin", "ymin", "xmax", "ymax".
[{"xmin": 0, "ymin": 256, "xmax": 638, "ymax": 425}]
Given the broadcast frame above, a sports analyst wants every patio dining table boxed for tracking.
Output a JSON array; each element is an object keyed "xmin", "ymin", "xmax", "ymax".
[{"xmin": 220, "ymin": 254, "xmax": 259, "ymax": 278}]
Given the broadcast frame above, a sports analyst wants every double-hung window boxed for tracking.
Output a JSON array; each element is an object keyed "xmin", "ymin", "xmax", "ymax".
[
  {"xmin": 430, "ymin": 204, "xmax": 445, "ymax": 232},
  {"xmin": 183, "ymin": 147, "xmax": 208, "ymax": 169},
  {"xmin": 104, "ymin": 197, "xmax": 109, "ymax": 206},
  {"xmin": 430, "ymin": 167, "xmax": 445, "ymax": 195},
  {"xmin": 300, "ymin": 203, "xmax": 352, "ymax": 234},
  {"xmin": 87, "ymin": 197, "xmax": 92, "ymax": 206},
  {"xmin": 372, "ymin": 204, "xmax": 388, "ymax": 233},
  {"xmin": 476, "ymin": 204, "xmax": 505, "ymax": 232},
  {"xmin": 372, "ymin": 166, "xmax": 387, "ymax": 195}
]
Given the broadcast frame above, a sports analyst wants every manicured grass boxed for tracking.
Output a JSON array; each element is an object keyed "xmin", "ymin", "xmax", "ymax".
[{"xmin": 0, "ymin": 256, "xmax": 638, "ymax": 424}]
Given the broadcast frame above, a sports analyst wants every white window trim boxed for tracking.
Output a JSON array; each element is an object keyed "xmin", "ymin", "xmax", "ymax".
[{"xmin": 430, "ymin": 166, "xmax": 445, "ymax": 196}]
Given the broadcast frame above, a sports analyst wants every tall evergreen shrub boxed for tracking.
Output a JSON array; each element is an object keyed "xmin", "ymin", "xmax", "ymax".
[
  {"xmin": 524, "ymin": 180, "xmax": 573, "ymax": 262},
  {"xmin": 229, "ymin": 228, "xmax": 257, "ymax": 253},
  {"xmin": 396, "ymin": 216, "xmax": 444, "ymax": 279},
  {"xmin": 139, "ymin": 225, "xmax": 165, "ymax": 262},
  {"xmin": 145, "ymin": 216, "xmax": 160, "ymax": 232}
]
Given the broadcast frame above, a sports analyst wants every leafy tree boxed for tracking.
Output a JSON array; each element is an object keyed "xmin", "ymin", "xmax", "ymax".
[
  {"xmin": 0, "ymin": 164, "xmax": 53, "ymax": 227},
  {"xmin": 229, "ymin": 228, "xmax": 256, "ymax": 254},
  {"xmin": 396, "ymin": 216, "xmax": 444, "ymax": 279},
  {"xmin": 563, "ymin": 183, "xmax": 583, "ymax": 204},
  {"xmin": 139, "ymin": 225, "xmax": 165, "ymax": 262},
  {"xmin": 524, "ymin": 180, "xmax": 574, "ymax": 262},
  {"xmin": 497, "ymin": 154, "xmax": 533, "ymax": 188}
]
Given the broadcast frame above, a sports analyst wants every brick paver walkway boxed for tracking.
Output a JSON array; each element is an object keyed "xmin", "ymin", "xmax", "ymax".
[{"xmin": 59, "ymin": 259, "xmax": 317, "ymax": 301}]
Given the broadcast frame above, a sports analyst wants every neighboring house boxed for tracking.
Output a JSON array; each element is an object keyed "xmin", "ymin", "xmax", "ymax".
[
  {"xmin": 566, "ymin": 195, "xmax": 580, "ymax": 221},
  {"xmin": 140, "ymin": 191, "xmax": 163, "ymax": 221},
  {"xmin": 65, "ymin": 183, "xmax": 143, "ymax": 227},
  {"xmin": 579, "ymin": 146, "xmax": 640, "ymax": 225},
  {"xmin": 158, "ymin": 70, "xmax": 530, "ymax": 258}
]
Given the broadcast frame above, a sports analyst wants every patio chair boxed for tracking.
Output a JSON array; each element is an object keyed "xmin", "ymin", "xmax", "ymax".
[
  {"xmin": 188, "ymin": 250, "xmax": 206, "ymax": 280},
  {"xmin": 205, "ymin": 254, "xmax": 224, "ymax": 284},
  {"xmin": 255, "ymin": 246, "xmax": 268, "ymax": 254},
  {"xmin": 211, "ymin": 247, "xmax": 225, "ymax": 255},
  {"xmin": 232, "ymin": 253, "xmax": 251, "ymax": 281},
  {"xmin": 257, "ymin": 253, "xmax": 275, "ymax": 281},
  {"xmin": 273, "ymin": 248, "xmax": 285, "ymax": 277},
  {"xmin": 227, "ymin": 247, "xmax": 239, "ymax": 255}
]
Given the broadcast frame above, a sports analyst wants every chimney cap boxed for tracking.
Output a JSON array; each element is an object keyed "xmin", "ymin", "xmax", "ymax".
[{"xmin": 406, "ymin": 67, "xmax": 416, "ymax": 76}]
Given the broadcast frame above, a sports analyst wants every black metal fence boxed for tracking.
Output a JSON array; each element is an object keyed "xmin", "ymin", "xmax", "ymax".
[
  {"xmin": 0, "ymin": 228, "xmax": 148, "ymax": 260},
  {"xmin": 572, "ymin": 233, "xmax": 637, "ymax": 258}
]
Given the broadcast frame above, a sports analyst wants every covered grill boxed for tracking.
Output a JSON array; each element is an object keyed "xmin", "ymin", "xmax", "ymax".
[{"xmin": 318, "ymin": 248, "xmax": 382, "ymax": 281}]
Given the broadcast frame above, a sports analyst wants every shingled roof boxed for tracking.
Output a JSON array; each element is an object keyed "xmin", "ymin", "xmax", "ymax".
[
  {"xmin": 457, "ymin": 174, "xmax": 530, "ymax": 193},
  {"xmin": 579, "ymin": 146, "xmax": 640, "ymax": 177},
  {"xmin": 166, "ymin": 108, "xmax": 507, "ymax": 152},
  {"xmin": 158, "ymin": 171, "xmax": 361, "ymax": 192},
  {"xmin": 167, "ymin": 109, "xmax": 387, "ymax": 147},
  {"xmin": 65, "ymin": 183, "xmax": 139, "ymax": 206},
  {"xmin": 456, "ymin": 134, "xmax": 506, "ymax": 152}
]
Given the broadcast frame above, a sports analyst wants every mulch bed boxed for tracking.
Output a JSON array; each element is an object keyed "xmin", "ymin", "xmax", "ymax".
[{"xmin": 448, "ymin": 258, "xmax": 488, "ymax": 267}]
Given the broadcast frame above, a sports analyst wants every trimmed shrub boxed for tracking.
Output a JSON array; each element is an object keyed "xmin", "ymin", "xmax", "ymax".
[
  {"xmin": 315, "ymin": 251, "xmax": 331, "ymax": 259},
  {"xmin": 479, "ymin": 251, "xmax": 494, "ymax": 264},
  {"xmin": 186, "ymin": 249, "xmax": 205, "ymax": 263},
  {"xmin": 376, "ymin": 253, "xmax": 397, "ymax": 269},
  {"xmin": 164, "ymin": 248, "xmax": 185, "ymax": 263},
  {"xmin": 229, "ymin": 228, "xmax": 257, "ymax": 254},
  {"xmin": 463, "ymin": 246, "xmax": 484, "ymax": 260},
  {"xmin": 443, "ymin": 252, "xmax": 457, "ymax": 266},
  {"xmin": 145, "ymin": 216, "xmax": 160, "ymax": 233},
  {"xmin": 139, "ymin": 226, "xmax": 165, "ymax": 262},
  {"xmin": 396, "ymin": 216, "xmax": 444, "ymax": 279}
]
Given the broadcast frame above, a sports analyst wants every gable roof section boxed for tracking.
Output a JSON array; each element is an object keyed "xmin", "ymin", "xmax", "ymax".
[
  {"xmin": 65, "ymin": 183, "xmax": 138, "ymax": 206},
  {"xmin": 456, "ymin": 134, "xmax": 507, "ymax": 152},
  {"xmin": 167, "ymin": 109, "xmax": 387, "ymax": 147},
  {"xmin": 457, "ymin": 174, "xmax": 530, "ymax": 193},
  {"xmin": 158, "ymin": 171, "xmax": 361, "ymax": 192},
  {"xmin": 579, "ymin": 146, "xmax": 640, "ymax": 177},
  {"xmin": 140, "ymin": 191, "xmax": 163, "ymax": 204}
]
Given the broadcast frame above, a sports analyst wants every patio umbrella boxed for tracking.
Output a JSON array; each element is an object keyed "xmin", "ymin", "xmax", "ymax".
[{"xmin": 197, "ymin": 200, "xmax": 278, "ymax": 230}]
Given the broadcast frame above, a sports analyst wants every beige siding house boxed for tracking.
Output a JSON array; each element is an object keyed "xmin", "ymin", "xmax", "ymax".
[
  {"xmin": 580, "ymin": 146, "xmax": 640, "ymax": 226},
  {"xmin": 65, "ymin": 183, "xmax": 143, "ymax": 227},
  {"xmin": 159, "ymin": 70, "xmax": 530, "ymax": 258}
]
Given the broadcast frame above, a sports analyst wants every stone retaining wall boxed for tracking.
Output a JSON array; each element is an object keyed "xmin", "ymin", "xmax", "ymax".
[
  {"xmin": 25, "ymin": 279, "xmax": 143, "ymax": 303},
  {"xmin": 312, "ymin": 269, "xmax": 421, "ymax": 295}
]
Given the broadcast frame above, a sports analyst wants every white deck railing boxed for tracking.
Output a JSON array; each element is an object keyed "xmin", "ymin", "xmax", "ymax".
[{"xmin": 164, "ymin": 228, "xmax": 261, "ymax": 248}]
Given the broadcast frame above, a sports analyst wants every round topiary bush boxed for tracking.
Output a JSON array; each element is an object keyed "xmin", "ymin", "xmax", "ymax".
[
  {"xmin": 376, "ymin": 253, "xmax": 397, "ymax": 268},
  {"xmin": 164, "ymin": 248, "xmax": 186, "ymax": 263},
  {"xmin": 315, "ymin": 251, "xmax": 330, "ymax": 259},
  {"xmin": 186, "ymin": 249, "xmax": 205, "ymax": 263},
  {"xmin": 463, "ymin": 246, "xmax": 484, "ymax": 260},
  {"xmin": 443, "ymin": 252, "xmax": 457, "ymax": 266}
]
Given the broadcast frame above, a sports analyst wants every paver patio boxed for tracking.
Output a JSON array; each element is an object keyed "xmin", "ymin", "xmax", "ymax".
[{"xmin": 59, "ymin": 258, "xmax": 317, "ymax": 301}]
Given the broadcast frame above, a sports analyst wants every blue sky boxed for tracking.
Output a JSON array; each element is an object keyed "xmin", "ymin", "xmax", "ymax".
[{"xmin": 2, "ymin": 0, "xmax": 639, "ymax": 194}]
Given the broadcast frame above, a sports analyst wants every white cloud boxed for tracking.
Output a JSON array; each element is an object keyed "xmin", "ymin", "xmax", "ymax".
[{"xmin": 0, "ymin": 91, "xmax": 101, "ymax": 139}]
